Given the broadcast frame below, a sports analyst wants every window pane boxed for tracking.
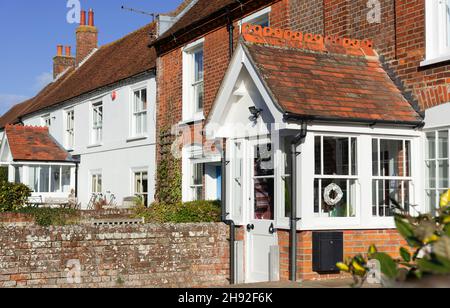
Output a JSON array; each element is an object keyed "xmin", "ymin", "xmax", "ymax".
[
  {"xmin": 351, "ymin": 138, "xmax": 357, "ymax": 176},
  {"xmin": 194, "ymin": 50, "xmax": 204, "ymax": 82},
  {"xmin": 323, "ymin": 137, "xmax": 349, "ymax": 176},
  {"xmin": 141, "ymin": 89, "xmax": 148, "ymax": 110},
  {"xmin": 51, "ymin": 166, "xmax": 61, "ymax": 193},
  {"xmin": 438, "ymin": 131, "xmax": 449, "ymax": 159},
  {"xmin": 194, "ymin": 82, "xmax": 204, "ymax": 111},
  {"xmin": 254, "ymin": 178, "xmax": 274, "ymax": 220},
  {"xmin": 438, "ymin": 160, "xmax": 449, "ymax": 189},
  {"xmin": 373, "ymin": 180, "xmax": 410, "ymax": 216},
  {"xmin": 426, "ymin": 132, "xmax": 436, "ymax": 159},
  {"xmin": 254, "ymin": 143, "xmax": 274, "ymax": 177},
  {"xmin": 62, "ymin": 167, "xmax": 71, "ymax": 193},
  {"xmin": 315, "ymin": 136, "xmax": 321, "ymax": 175},
  {"xmin": 426, "ymin": 160, "xmax": 436, "ymax": 189},
  {"xmin": 193, "ymin": 164, "xmax": 203, "ymax": 186},
  {"xmin": 14, "ymin": 166, "xmax": 23, "ymax": 184},
  {"xmin": 425, "ymin": 190, "xmax": 437, "ymax": 215},
  {"xmin": 380, "ymin": 140, "xmax": 408, "ymax": 177},
  {"xmin": 315, "ymin": 179, "xmax": 356, "ymax": 218},
  {"xmin": 40, "ymin": 166, "xmax": 50, "ymax": 193},
  {"xmin": 284, "ymin": 138, "xmax": 293, "ymax": 218},
  {"xmin": 29, "ymin": 167, "xmax": 39, "ymax": 192},
  {"xmin": 372, "ymin": 139, "xmax": 379, "ymax": 176}
]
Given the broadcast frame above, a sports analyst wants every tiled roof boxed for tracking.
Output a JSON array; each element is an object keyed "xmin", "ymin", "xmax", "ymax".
[
  {"xmin": 5, "ymin": 125, "xmax": 74, "ymax": 162},
  {"xmin": 0, "ymin": 22, "xmax": 156, "ymax": 128},
  {"xmin": 242, "ymin": 24, "xmax": 423, "ymax": 124}
]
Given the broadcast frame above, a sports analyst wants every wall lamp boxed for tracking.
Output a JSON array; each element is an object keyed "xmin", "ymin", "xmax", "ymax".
[{"xmin": 249, "ymin": 106, "xmax": 263, "ymax": 121}]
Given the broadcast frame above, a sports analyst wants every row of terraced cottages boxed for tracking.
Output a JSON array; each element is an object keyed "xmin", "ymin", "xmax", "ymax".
[{"xmin": 1, "ymin": 0, "xmax": 450, "ymax": 282}]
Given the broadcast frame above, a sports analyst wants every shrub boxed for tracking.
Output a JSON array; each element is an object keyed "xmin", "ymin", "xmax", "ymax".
[
  {"xmin": 0, "ymin": 167, "xmax": 8, "ymax": 182},
  {"xmin": 133, "ymin": 200, "xmax": 222, "ymax": 223},
  {"xmin": 0, "ymin": 181, "xmax": 32, "ymax": 212},
  {"xmin": 16, "ymin": 208, "xmax": 80, "ymax": 227}
]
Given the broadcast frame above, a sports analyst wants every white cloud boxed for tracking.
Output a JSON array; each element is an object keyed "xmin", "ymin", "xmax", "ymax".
[
  {"xmin": 0, "ymin": 94, "xmax": 29, "ymax": 116},
  {"xmin": 33, "ymin": 72, "xmax": 53, "ymax": 92}
]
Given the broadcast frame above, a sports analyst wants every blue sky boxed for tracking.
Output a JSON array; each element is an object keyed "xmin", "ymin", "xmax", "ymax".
[{"xmin": 0, "ymin": 0, "xmax": 183, "ymax": 115}]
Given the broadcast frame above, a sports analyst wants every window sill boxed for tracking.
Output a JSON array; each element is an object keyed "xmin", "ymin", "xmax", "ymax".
[
  {"xmin": 127, "ymin": 136, "xmax": 148, "ymax": 143},
  {"xmin": 179, "ymin": 113, "xmax": 205, "ymax": 126},
  {"xmin": 87, "ymin": 143, "xmax": 103, "ymax": 149},
  {"xmin": 420, "ymin": 54, "xmax": 450, "ymax": 67}
]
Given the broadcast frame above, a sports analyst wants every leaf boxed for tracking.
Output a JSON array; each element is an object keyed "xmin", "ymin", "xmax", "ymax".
[
  {"xmin": 372, "ymin": 252, "xmax": 399, "ymax": 279},
  {"xmin": 417, "ymin": 258, "xmax": 450, "ymax": 275},
  {"xmin": 400, "ymin": 247, "xmax": 411, "ymax": 263},
  {"xmin": 395, "ymin": 217, "xmax": 422, "ymax": 247},
  {"xmin": 368, "ymin": 245, "xmax": 378, "ymax": 256},
  {"xmin": 433, "ymin": 236, "xmax": 450, "ymax": 260}
]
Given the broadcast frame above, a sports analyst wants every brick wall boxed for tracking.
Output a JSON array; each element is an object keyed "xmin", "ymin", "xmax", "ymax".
[
  {"xmin": 288, "ymin": 0, "xmax": 324, "ymax": 33},
  {"xmin": 278, "ymin": 229, "xmax": 407, "ymax": 281},
  {"xmin": 0, "ymin": 223, "xmax": 229, "ymax": 288}
]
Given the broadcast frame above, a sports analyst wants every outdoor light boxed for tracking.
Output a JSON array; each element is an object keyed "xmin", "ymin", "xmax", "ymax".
[{"xmin": 249, "ymin": 106, "xmax": 263, "ymax": 121}]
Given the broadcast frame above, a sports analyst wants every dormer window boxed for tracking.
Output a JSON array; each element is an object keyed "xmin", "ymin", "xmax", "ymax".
[
  {"xmin": 422, "ymin": 0, "xmax": 450, "ymax": 65},
  {"xmin": 241, "ymin": 7, "xmax": 271, "ymax": 28}
]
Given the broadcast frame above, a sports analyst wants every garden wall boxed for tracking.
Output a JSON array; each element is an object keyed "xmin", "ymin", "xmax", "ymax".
[{"xmin": 0, "ymin": 223, "xmax": 229, "ymax": 288}]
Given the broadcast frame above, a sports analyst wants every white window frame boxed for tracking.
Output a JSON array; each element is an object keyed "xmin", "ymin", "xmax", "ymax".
[
  {"xmin": 372, "ymin": 138, "xmax": 414, "ymax": 218},
  {"xmin": 425, "ymin": 129, "xmax": 450, "ymax": 214},
  {"xmin": 91, "ymin": 171, "xmax": 102, "ymax": 194},
  {"xmin": 91, "ymin": 101, "xmax": 103, "ymax": 145},
  {"xmin": 313, "ymin": 135, "xmax": 359, "ymax": 219},
  {"xmin": 131, "ymin": 87, "xmax": 148, "ymax": 138},
  {"xmin": 422, "ymin": 0, "xmax": 450, "ymax": 66},
  {"xmin": 41, "ymin": 114, "xmax": 51, "ymax": 128},
  {"xmin": 182, "ymin": 38, "xmax": 205, "ymax": 122},
  {"xmin": 240, "ymin": 6, "xmax": 271, "ymax": 30},
  {"xmin": 26, "ymin": 164, "xmax": 72, "ymax": 194},
  {"xmin": 133, "ymin": 169, "xmax": 149, "ymax": 206},
  {"xmin": 65, "ymin": 108, "xmax": 75, "ymax": 149}
]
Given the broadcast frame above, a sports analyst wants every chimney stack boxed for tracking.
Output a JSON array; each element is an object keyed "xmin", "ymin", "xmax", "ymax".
[
  {"xmin": 76, "ymin": 8, "xmax": 98, "ymax": 65},
  {"xmin": 53, "ymin": 45, "xmax": 75, "ymax": 79}
]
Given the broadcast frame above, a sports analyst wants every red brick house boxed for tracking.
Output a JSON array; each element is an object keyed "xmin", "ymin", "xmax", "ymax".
[{"xmin": 152, "ymin": 0, "xmax": 450, "ymax": 283}]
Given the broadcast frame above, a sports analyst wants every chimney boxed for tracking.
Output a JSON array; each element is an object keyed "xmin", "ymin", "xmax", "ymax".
[
  {"xmin": 53, "ymin": 45, "xmax": 75, "ymax": 79},
  {"xmin": 76, "ymin": 8, "xmax": 98, "ymax": 65}
]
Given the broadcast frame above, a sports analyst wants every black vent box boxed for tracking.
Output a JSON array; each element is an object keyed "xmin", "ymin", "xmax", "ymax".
[{"xmin": 312, "ymin": 232, "xmax": 344, "ymax": 273}]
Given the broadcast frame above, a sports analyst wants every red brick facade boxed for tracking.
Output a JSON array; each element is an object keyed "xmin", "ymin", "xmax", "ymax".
[{"xmin": 278, "ymin": 229, "xmax": 407, "ymax": 281}]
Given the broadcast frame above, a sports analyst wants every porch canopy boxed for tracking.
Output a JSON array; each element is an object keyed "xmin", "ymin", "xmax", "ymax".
[{"xmin": 0, "ymin": 125, "xmax": 77, "ymax": 198}]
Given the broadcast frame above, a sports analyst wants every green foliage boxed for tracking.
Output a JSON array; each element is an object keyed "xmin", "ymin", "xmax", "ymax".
[
  {"xmin": 155, "ymin": 127, "xmax": 182, "ymax": 204},
  {"xmin": 16, "ymin": 208, "xmax": 80, "ymax": 227},
  {"xmin": 0, "ymin": 167, "xmax": 8, "ymax": 182},
  {"xmin": 339, "ymin": 191, "xmax": 450, "ymax": 287},
  {"xmin": 0, "ymin": 181, "xmax": 32, "ymax": 212},
  {"xmin": 133, "ymin": 200, "xmax": 222, "ymax": 224}
]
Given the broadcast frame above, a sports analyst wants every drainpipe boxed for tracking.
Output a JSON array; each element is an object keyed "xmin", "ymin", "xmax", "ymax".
[
  {"xmin": 290, "ymin": 123, "xmax": 308, "ymax": 282},
  {"xmin": 226, "ymin": 8, "xmax": 235, "ymax": 60},
  {"xmin": 221, "ymin": 138, "xmax": 236, "ymax": 285}
]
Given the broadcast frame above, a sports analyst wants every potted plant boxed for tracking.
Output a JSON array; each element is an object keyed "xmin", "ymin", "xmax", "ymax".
[{"xmin": 337, "ymin": 191, "xmax": 450, "ymax": 288}]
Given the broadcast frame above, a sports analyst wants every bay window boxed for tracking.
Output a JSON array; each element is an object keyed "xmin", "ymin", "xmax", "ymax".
[
  {"xmin": 132, "ymin": 88, "xmax": 148, "ymax": 137},
  {"xmin": 314, "ymin": 136, "xmax": 358, "ymax": 218},
  {"xmin": 426, "ymin": 130, "xmax": 449, "ymax": 214},
  {"xmin": 372, "ymin": 139, "xmax": 412, "ymax": 217}
]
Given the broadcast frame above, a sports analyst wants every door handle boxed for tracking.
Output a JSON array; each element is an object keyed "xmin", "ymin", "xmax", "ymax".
[
  {"xmin": 247, "ymin": 224, "xmax": 255, "ymax": 232},
  {"xmin": 269, "ymin": 223, "xmax": 277, "ymax": 234}
]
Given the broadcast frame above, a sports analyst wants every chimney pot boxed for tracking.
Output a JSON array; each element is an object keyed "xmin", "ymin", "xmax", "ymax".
[
  {"xmin": 57, "ymin": 45, "xmax": 63, "ymax": 57},
  {"xmin": 88, "ymin": 9, "xmax": 94, "ymax": 27},
  {"xmin": 80, "ymin": 10, "xmax": 86, "ymax": 26},
  {"xmin": 65, "ymin": 46, "xmax": 72, "ymax": 57}
]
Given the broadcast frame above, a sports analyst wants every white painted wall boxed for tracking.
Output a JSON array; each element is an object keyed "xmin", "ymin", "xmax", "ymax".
[{"xmin": 21, "ymin": 76, "xmax": 157, "ymax": 208}]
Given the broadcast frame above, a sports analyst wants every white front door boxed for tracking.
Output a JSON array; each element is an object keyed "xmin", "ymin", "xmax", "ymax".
[{"xmin": 245, "ymin": 138, "xmax": 278, "ymax": 283}]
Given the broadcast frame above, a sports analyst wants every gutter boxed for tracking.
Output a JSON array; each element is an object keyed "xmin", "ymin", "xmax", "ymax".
[
  {"xmin": 283, "ymin": 112, "xmax": 425, "ymax": 128},
  {"xmin": 220, "ymin": 139, "xmax": 236, "ymax": 285}
]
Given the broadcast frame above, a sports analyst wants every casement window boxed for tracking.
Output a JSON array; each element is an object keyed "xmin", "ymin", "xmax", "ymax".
[
  {"xmin": 91, "ymin": 101, "xmax": 103, "ymax": 144},
  {"xmin": 425, "ymin": 130, "xmax": 449, "ymax": 214},
  {"xmin": 423, "ymin": 0, "xmax": 450, "ymax": 65},
  {"xmin": 91, "ymin": 172, "xmax": 102, "ymax": 194},
  {"xmin": 183, "ymin": 39, "xmax": 204, "ymax": 121},
  {"xmin": 191, "ymin": 163, "xmax": 204, "ymax": 201},
  {"xmin": 28, "ymin": 165, "xmax": 71, "ymax": 193},
  {"xmin": 42, "ymin": 114, "xmax": 51, "ymax": 127},
  {"xmin": 134, "ymin": 171, "xmax": 149, "ymax": 206},
  {"xmin": 241, "ymin": 7, "xmax": 271, "ymax": 28},
  {"xmin": 65, "ymin": 109, "xmax": 75, "ymax": 149},
  {"xmin": 132, "ymin": 88, "xmax": 148, "ymax": 137},
  {"xmin": 314, "ymin": 136, "xmax": 358, "ymax": 218},
  {"xmin": 372, "ymin": 139, "xmax": 412, "ymax": 217}
]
